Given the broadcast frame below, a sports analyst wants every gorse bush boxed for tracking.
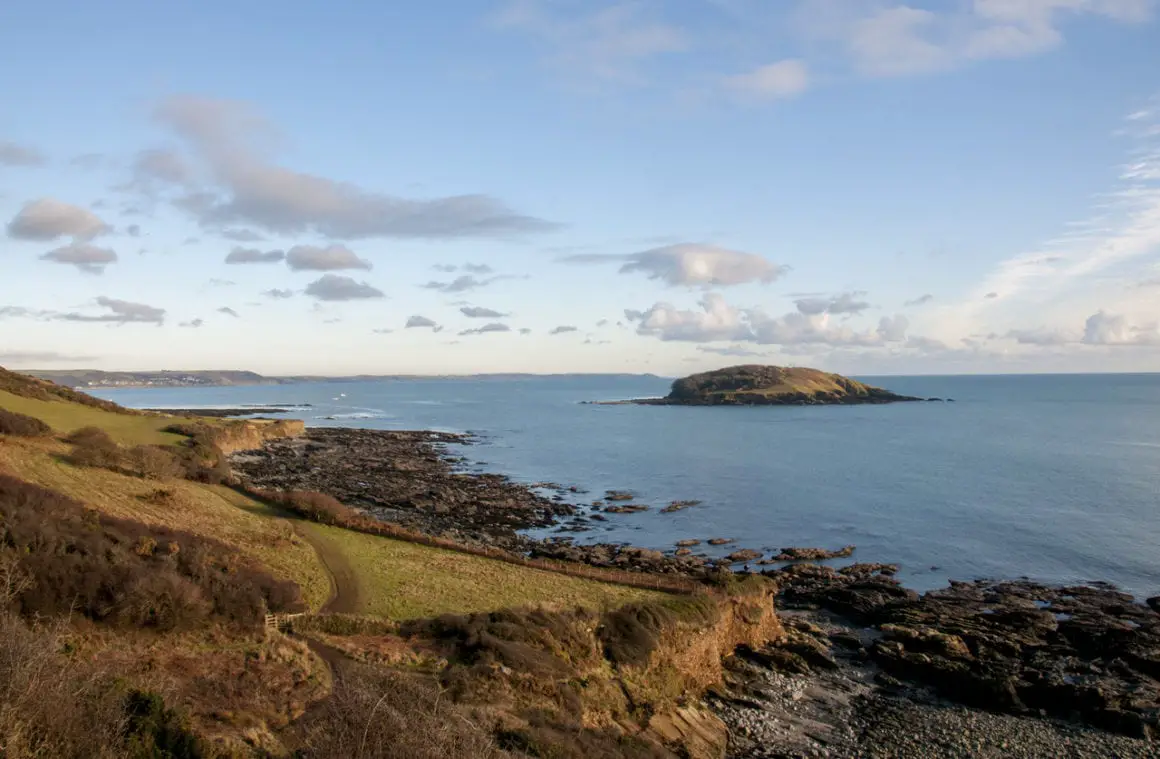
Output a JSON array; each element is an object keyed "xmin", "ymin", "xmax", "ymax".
[
  {"xmin": 0, "ymin": 474, "xmax": 303, "ymax": 629},
  {"xmin": 163, "ymin": 423, "xmax": 232, "ymax": 484},
  {"xmin": 65, "ymin": 426, "xmax": 122, "ymax": 469},
  {"xmin": 0, "ymin": 557, "xmax": 204, "ymax": 758},
  {"xmin": 0, "ymin": 408, "xmax": 52, "ymax": 438},
  {"xmin": 294, "ymin": 664, "xmax": 515, "ymax": 759},
  {"xmin": 126, "ymin": 445, "xmax": 182, "ymax": 480}
]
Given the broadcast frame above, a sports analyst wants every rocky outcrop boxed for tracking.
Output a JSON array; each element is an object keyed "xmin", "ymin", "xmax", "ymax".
[
  {"xmin": 631, "ymin": 365, "xmax": 922, "ymax": 407},
  {"xmin": 767, "ymin": 562, "xmax": 1160, "ymax": 739},
  {"xmin": 211, "ymin": 419, "xmax": 305, "ymax": 455}
]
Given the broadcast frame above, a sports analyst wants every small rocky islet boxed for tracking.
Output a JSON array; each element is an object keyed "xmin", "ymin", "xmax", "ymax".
[{"xmin": 591, "ymin": 364, "xmax": 951, "ymax": 406}]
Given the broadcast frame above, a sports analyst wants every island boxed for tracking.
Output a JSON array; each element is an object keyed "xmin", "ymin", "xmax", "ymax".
[{"xmin": 606, "ymin": 364, "xmax": 933, "ymax": 406}]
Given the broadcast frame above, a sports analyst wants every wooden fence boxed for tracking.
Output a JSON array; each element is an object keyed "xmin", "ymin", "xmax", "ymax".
[{"xmin": 265, "ymin": 612, "xmax": 305, "ymax": 634}]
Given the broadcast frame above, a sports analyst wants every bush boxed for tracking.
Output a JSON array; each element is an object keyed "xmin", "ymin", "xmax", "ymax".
[
  {"xmin": 122, "ymin": 689, "xmax": 205, "ymax": 758},
  {"xmin": 0, "ymin": 586, "xmax": 204, "ymax": 759},
  {"xmin": 294, "ymin": 664, "xmax": 514, "ymax": 759},
  {"xmin": 272, "ymin": 490, "xmax": 352, "ymax": 525},
  {"xmin": 65, "ymin": 425, "xmax": 116, "ymax": 446},
  {"xmin": 0, "ymin": 474, "xmax": 304, "ymax": 630},
  {"xmin": 163, "ymin": 423, "xmax": 233, "ymax": 484},
  {"xmin": 0, "ymin": 408, "xmax": 52, "ymax": 437},
  {"xmin": 126, "ymin": 445, "xmax": 182, "ymax": 480},
  {"xmin": 66, "ymin": 426, "xmax": 122, "ymax": 469}
]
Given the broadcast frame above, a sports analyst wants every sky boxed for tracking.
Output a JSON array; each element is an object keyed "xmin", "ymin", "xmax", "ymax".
[{"xmin": 1, "ymin": 0, "xmax": 1158, "ymax": 376}]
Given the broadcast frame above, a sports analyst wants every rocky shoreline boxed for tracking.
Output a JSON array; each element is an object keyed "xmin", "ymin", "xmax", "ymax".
[{"xmin": 229, "ymin": 425, "xmax": 1160, "ymax": 753}]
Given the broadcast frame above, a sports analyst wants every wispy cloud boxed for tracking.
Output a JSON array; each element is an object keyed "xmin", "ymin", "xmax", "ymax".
[
  {"xmin": 494, "ymin": 0, "xmax": 687, "ymax": 86},
  {"xmin": 943, "ymin": 96, "xmax": 1160, "ymax": 339}
]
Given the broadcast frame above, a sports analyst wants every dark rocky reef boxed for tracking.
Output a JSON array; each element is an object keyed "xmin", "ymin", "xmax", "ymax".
[{"xmin": 766, "ymin": 562, "xmax": 1160, "ymax": 739}]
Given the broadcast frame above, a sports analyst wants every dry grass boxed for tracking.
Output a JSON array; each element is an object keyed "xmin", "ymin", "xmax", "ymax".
[
  {"xmin": 0, "ymin": 437, "xmax": 332, "ymax": 611},
  {"xmin": 298, "ymin": 522, "xmax": 665, "ymax": 620},
  {"xmin": 0, "ymin": 389, "xmax": 181, "ymax": 446}
]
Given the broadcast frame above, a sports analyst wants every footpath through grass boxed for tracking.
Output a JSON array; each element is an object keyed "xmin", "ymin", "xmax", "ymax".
[
  {"xmin": 0, "ymin": 389, "xmax": 181, "ymax": 446},
  {"xmin": 299, "ymin": 522, "xmax": 665, "ymax": 620}
]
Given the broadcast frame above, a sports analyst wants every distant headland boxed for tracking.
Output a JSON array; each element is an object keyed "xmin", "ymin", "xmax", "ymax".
[{"xmin": 590, "ymin": 364, "xmax": 947, "ymax": 406}]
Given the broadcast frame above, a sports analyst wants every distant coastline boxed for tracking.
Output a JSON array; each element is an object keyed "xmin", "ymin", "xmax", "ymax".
[{"xmin": 32, "ymin": 369, "xmax": 662, "ymax": 390}]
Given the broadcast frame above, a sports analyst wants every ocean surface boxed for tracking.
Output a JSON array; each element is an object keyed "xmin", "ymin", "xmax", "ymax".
[{"xmin": 94, "ymin": 374, "xmax": 1160, "ymax": 598}]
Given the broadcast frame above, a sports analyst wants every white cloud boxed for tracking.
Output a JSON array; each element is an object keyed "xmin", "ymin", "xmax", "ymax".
[
  {"xmin": 263, "ymin": 288, "xmax": 295, "ymax": 299},
  {"xmin": 7, "ymin": 198, "xmax": 110, "ymax": 241},
  {"xmin": 904, "ymin": 293, "xmax": 934, "ymax": 307},
  {"xmin": 460, "ymin": 322, "xmax": 512, "ymax": 336},
  {"xmin": 549, "ymin": 325, "xmax": 579, "ymax": 335},
  {"xmin": 564, "ymin": 243, "xmax": 785, "ymax": 287},
  {"xmin": 226, "ymin": 247, "xmax": 285, "ymax": 264},
  {"xmin": 303, "ymin": 274, "xmax": 384, "ymax": 301},
  {"xmin": 421, "ymin": 275, "xmax": 499, "ymax": 293},
  {"xmin": 285, "ymin": 244, "xmax": 371, "ymax": 271},
  {"xmin": 494, "ymin": 0, "xmax": 688, "ymax": 84},
  {"xmin": 39, "ymin": 242, "xmax": 117, "ymax": 274},
  {"xmin": 149, "ymin": 96, "xmax": 557, "ymax": 239},
  {"xmin": 405, "ymin": 315, "xmax": 440, "ymax": 329},
  {"xmin": 460, "ymin": 306, "xmax": 508, "ymax": 318},
  {"xmin": 0, "ymin": 141, "xmax": 45, "ymax": 167},
  {"xmin": 939, "ymin": 96, "xmax": 1160, "ymax": 343},
  {"xmin": 1083, "ymin": 310, "xmax": 1160, "ymax": 345},
  {"xmin": 800, "ymin": 0, "xmax": 1155, "ymax": 78},
  {"xmin": 1005, "ymin": 326, "xmax": 1077, "ymax": 345},
  {"xmin": 794, "ymin": 291, "xmax": 870, "ymax": 315},
  {"xmin": 632, "ymin": 292, "xmax": 911, "ymax": 347},
  {"xmin": 217, "ymin": 306, "xmax": 240, "ymax": 318},
  {"xmin": 634, "ymin": 293, "xmax": 753, "ymax": 342},
  {"xmin": 724, "ymin": 59, "xmax": 810, "ymax": 100},
  {"xmin": 58, "ymin": 297, "xmax": 165, "ymax": 324}
]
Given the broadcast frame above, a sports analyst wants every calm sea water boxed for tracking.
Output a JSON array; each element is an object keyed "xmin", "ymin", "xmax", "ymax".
[{"xmin": 94, "ymin": 374, "xmax": 1160, "ymax": 598}]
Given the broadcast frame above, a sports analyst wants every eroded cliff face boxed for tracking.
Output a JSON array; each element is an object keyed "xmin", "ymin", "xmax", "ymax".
[
  {"xmin": 210, "ymin": 419, "xmax": 305, "ymax": 455},
  {"xmin": 387, "ymin": 581, "xmax": 784, "ymax": 759},
  {"xmin": 638, "ymin": 590, "xmax": 785, "ymax": 759}
]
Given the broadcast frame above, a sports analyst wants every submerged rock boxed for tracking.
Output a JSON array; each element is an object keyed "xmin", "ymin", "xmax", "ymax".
[{"xmin": 773, "ymin": 545, "xmax": 856, "ymax": 561}]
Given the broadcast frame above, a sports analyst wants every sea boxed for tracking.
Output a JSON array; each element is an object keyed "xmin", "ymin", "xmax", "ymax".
[{"xmin": 92, "ymin": 373, "xmax": 1160, "ymax": 599}]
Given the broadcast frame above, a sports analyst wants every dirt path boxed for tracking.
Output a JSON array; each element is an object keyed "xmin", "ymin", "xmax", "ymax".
[{"xmin": 294, "ymin": 522, "xmax": 360, "ymax": 614}]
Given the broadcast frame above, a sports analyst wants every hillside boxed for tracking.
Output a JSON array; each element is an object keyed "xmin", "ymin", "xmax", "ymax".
[
  {"xmin": 642, "ymin": 364, "xmax": 921, "ymax": 406},
  {"xmin": 27, "ymin": 368, "xmax": 284, "ymax": 389},
  {"xmin": 3, "ymin": 365, "xmax": 751, "ymax": 757}
]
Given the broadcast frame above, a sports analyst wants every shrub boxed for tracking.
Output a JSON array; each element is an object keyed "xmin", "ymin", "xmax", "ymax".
[
  {"xmin": 272, "ymin": 490, "xmax": 352, "ymax": 525},
  {"xmin": 65, "ymin": 425, "xmax": 116, "ymax": 446},
  {"xmin": 0, "ymin": 474, "xmax": 304, "ymax": 630},
  {"xmin": 141, "ymin": 488, "xmax": 177, "ymax": 506},
  {"xmin": 66, "ymin": 426, "xmax": 122, "ymax": 469},
  {"xmin": 0, "ymin": 408, "xmax": 52, "ymax": 437},
  {"xmin": 294, "ymin": 664, "xmax": 514, "ymax": 758},
  {"xmin": 122, "ymin": 690, "xmax": 205, "ymax": 758},
  {"xmin": 126, "ymin": 445, "xmax": 182, "ymax": 480}
]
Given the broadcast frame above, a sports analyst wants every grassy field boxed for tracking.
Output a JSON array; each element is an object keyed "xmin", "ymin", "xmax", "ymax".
[
  {"xmin": 0, "ymin": 389, "xmax": 181, "ymax": 445},
  {"xmin": 1, "ymin": 380, "xmax": 664, "ymax": 622},
  {"xmin": 299, "ymin": 522, "xmax": 664, "ymax": 620},
  {"xmin": 0, "ymin": 437, "xmax": 332, "ymax": 610}
]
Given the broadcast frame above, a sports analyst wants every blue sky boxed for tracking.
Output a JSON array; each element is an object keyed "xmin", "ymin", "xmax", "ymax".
[{"xmin": 1, "ymin": 0, "xmax": 1158, "ymax": 375}]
